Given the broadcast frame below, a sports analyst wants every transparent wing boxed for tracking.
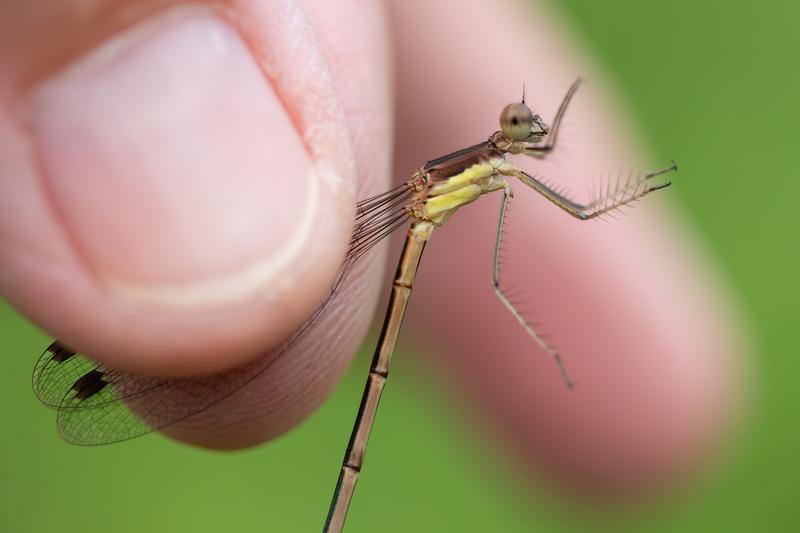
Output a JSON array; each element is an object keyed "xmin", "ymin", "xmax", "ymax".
[
  {"xmin": 54, "ymin": 346, "xmax": 285, "ymax": 445},
  {"xmin": 33, "ymin": 328, "xmax": 318, "ymax": 445},
  {"xmin": 33, "ymin": 342, "xmax": 94, "ymax": 408},
  {"xmin": 32, "ymin": 182, "xmax": 415, "ymax": 445}
]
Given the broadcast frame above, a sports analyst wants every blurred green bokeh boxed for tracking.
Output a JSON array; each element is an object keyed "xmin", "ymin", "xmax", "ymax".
[{"xmin": 2, "ymin": 1, "xmax": 797, "ymax": 531}]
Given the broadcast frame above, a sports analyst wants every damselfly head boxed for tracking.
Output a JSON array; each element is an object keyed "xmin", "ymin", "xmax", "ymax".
[{"xmin": 499, "ymin": 102, "xmax": 549, "ymax": 141}]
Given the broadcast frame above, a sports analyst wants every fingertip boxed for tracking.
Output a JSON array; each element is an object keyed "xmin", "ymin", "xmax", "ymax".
[{"xmin": 1, "ymin": 5, "xmax": 355, "ymax": 377}]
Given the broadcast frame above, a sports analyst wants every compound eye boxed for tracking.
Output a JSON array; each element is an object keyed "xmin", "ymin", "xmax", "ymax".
[{"xmin": 499, "ymin": 102, "xmax": 534, "ymax": 140}]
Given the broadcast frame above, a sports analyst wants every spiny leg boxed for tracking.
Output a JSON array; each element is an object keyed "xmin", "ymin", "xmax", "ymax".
[
  {"xmin": 499, "ymin": 160, "xmax": 676, "ymax": 221},
  {"xmin": 527, "ymin": 77, "xmax": 584, "ymax": 158},
  {"xmin": 491, "ymin": 186, "xmax": 574, "ymax": 388}
]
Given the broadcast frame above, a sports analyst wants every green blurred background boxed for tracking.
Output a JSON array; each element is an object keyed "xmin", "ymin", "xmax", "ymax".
[{"xmin": 1, "ymin": 0, "xmax": 797, "ymax": 531}]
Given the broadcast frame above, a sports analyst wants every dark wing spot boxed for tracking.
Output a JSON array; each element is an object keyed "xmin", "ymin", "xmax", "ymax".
[
  {"xmin": 47, "ymin": 341, "xmax": 76, "ymax": 363},
  {"xmin": 71, "ymin": 369, "xmax": 108, "ymax": 400}
]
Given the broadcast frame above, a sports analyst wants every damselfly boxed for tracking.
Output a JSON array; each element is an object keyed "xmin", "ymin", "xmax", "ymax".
[{"xmin": 32, "ymin": 79, "xmax": 675, "ymax": 532}]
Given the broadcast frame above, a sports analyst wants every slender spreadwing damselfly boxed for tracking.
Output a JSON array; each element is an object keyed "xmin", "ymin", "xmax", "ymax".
[{"xmin": 31, "ymin": 78, "xmax": 675, "ymax": 532}]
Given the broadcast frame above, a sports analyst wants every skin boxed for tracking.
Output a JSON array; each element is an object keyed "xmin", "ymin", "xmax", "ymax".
[{"xmin": 0, "ymin": 0, "xmax": 744, "ymax": 498}]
